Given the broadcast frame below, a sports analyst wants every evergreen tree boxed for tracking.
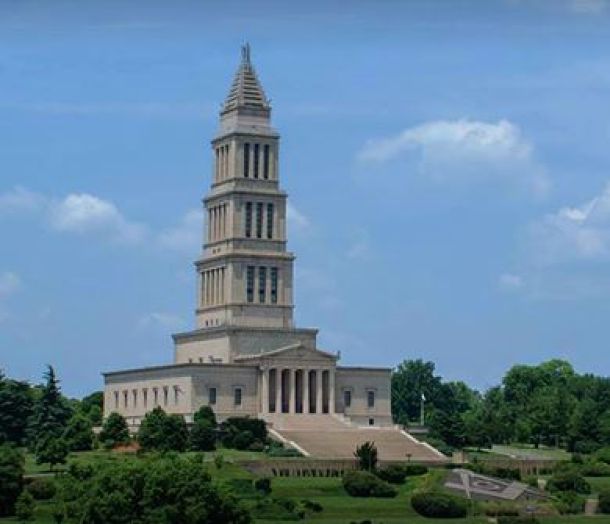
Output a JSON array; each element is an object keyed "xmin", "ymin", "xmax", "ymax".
[
  {"xmin": 0, "ymin": 375, "xmax": 34, "ymax": 445},
  {"xmin": 35, "ymin": 436, "xmax": 68, "ymax": 472},
  {"xmin": 14, "ymin": 490, "xmax": 35, "ymax": 521},
  {"xmin": 28, "ymin": 366, "xmax": 72, "ymax": 449}
]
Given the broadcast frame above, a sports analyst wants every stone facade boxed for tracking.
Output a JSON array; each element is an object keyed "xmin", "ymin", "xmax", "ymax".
[{"xmin": 102, "ymin": 45, "xmax": 393, "ymax": 429}]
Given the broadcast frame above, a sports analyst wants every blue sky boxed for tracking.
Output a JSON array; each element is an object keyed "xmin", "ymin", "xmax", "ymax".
[{"xmin": 2, "ymin": 0, "xmax": 610, "ymax": 397}]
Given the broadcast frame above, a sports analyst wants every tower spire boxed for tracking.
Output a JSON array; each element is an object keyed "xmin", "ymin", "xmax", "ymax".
[{"xmin": 222, "ymin": 44, "xmax": 269, "ymax": 115}]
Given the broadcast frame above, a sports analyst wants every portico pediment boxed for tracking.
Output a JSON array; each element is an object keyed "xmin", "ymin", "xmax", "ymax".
[{"xmin": 233, "ymin": 343, "xmax": 337, "ymax": 366}]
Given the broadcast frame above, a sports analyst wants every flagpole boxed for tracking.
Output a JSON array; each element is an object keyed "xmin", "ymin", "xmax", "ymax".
[{"xmin": 420, "ymin": 393, "xmax": 425, "ymax": 426}]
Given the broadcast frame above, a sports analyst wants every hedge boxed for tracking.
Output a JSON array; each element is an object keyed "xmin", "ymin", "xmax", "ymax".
[{"xmin": 410, "ymin": 490, "xmax": 468, "ymax": 518}]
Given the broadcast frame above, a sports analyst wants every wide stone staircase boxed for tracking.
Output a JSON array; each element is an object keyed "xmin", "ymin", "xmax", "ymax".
[{"xmin": 263, "ymin": 414, "xmax": 447, "ymax": 463}]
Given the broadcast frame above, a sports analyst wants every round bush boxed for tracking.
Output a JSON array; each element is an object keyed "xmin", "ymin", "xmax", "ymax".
[
  {"xmin": 26, "ymin": 478, "xmax": 56, "ymax": 500},
  {"xmin": 403, "ymin": 464, "xmax": 429, "ymax": 476},
  {"xmin": 546, "ymin": 470, "xmax": 591, "ymax": 494},
  {"xmin": 342, "ymin": 470, "xmax": 397, "ymax": 498},
  {"xmin": 376, "ymin": 465, "xmax": 407, "ymax": 484},
  {"xmin": 411, "ymin": 490, "xmax": 468, "ymax": 518},
  {"xmin": 598, "ymin": 489, "xmax": 610, "ymax": 514},
  {"xmin": 254, "ymin": 477, "xmax": 272, "ymax": 495}
]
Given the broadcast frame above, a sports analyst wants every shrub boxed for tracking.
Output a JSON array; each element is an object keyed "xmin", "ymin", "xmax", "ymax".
[
  {"xmin": 376, "ymin": 465, "xmax": 407, "ymax": 484},
  {"xmin": 26, "ymin": 478, "xmax": 56, "ymax": 500},
  {"xmin": 254, "ymin": 478, "xmax": 272, "ymax": 495},
  {"xmin": 573, "ymin": 440, "xmax": 601, "ymax": 455},
  {"xmin": 546, "ymin": 470, "xmax": 591, "ymax": 494},
  {"xmin": 62, "ymin": 414, "xmax": 94, "ymax": 452},
  {"xmin": 266, "ymin": 442, "xmax": 302, "ymax": 457},
  {"xmin": 342, "ymin": 470, "xmax": 397, "ymax": 498},
  {"xmin": 579, "ymin": 460, "xmax": 610, "ymax": 477},
  {"xmin": 553, "ymin": 491, "xmax": 586, "ymax": 515},
  {"xmin": 35, "ymin": 437, "xmax": 69, "ymax": 472},
  {"xmin": 404, "ymin": 464, "xmax": 429, "ymax": 476},
  {"xmin": 138, "ymin": 408, "xmax": 188, "ymax": 452},
  {"xmin": 483, "ymin": 501, "xmax": 520, "ymax": 517},
  {"xmin": 594, "ymin": 446, "xmax": 610, "ymax": 465},
  {"xmin": 598, "ymin": 489, "xmax": 610, "ymax": 514},
  {"xmin": 15, "ymin": 490, "xmax": 35, "ymax": 521},
  {"xmin": 221, "ymin": 417, "xmax": 267, "ymax": 450},
  {"xmin": 410, "ymin": 490, "xmax": 468, "ymax": 518},
  {"xmin": 301, "ymin": 499, "xmax": 323, "ymax": 513},
  {"xmin": 232, "ymin": 430, "xmax": 255, "ymax": 450}
]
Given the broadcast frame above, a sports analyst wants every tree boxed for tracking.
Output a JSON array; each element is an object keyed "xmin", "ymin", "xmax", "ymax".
[
  {"xmin": 14, "ymin": 490, "xmax": 35, "ymax": 521},
  {"xmin": 78, "ymin": 391, "xmax": 103, "ymax": 426},
  {"xmin": 391, "ymin": 360, "xmax": 443, "ymax": 424},
  {"xmin": 0, "ymin": 445, "xmax": 25, "ymax": 517},
  {"xmin": 99, "ymin": 412, "xmax": 130, "ymax": 448},
  {"xmin": 138, "ymin": 407, "xmax": 188, "ymax": 452},
  {"xmin": 194, "ymin": 405, "xmax": 217, "ymax": 427},
  {"xmin": 354, "ymin": 441, "xmax": 378, "ymax": 472},
  {"xmin": 28, "ymin": 366, "xmax": 72, "ymax": 450},
  {"xmin": 0, "ymin": 375, "xmax": 34, "ymax": 445},
  {"xmin": 63, "ymin": 414, "xmax": 94, "ymax": 451},
  {"xmin": 35, "ymin": 436, "xmax": 69, "ymax": 472},
  {"xmin": 190, "ymin": 419, "xmax": 217, "ymax": 451}
]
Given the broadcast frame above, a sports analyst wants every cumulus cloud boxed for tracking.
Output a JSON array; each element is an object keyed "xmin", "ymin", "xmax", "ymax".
[
  {"xmin": 49, "ymin": 193, "xmax": 146, "ymax": 243},
  {"xmin": 157, "ymin": 209, "xmax": 202, "ymax": 253},
  {"xmin": 287, "ymin": 202, "xmax": 310, "ymax": 231},
  {"xmin": 498, "ymin": 273, "xmax": 524, "ymax": 291},
  {"xmin": 529, "ymin": 182, "xmax": 610, "ymax": 265},
  {"xmin": 0, "ymin": 187, "xmax": 147, "ymax": 244},
  {"xmin": 359, "ymin": 119, "xmax": 549, "ymax": 196}
]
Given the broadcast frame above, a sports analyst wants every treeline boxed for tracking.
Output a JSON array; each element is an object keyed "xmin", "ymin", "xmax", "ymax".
[
  {"xmin": 392, "ymin": 358, "xmax": 610, "ymax": 453},
  {"xmin": 0, "ymin": 366, "xmax": 102, "ymax": 466}
]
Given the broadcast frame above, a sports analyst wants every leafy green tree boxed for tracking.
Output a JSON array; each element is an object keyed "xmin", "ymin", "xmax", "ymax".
[
  {"xmin": 138, "ymin": 408, "xmax": 188, "ymax": 452},
  {"xmin": 99, "ymin": 412, "xmax": 130, "ymax": 448},
  {"xmin": 28, "ymin": 366, "xmax": 72, "ymax": 449},
  {"xmin": 0, "ymin": 374, "xmax": 34, "ymax": 445},
  {"xmin": 35, "ymin": 436, "xmax": 69, "ymax": 472},
  {"xmin": 63, "ymin": 414, "xmax": 94, "ymax": 451},
  {"xmin": 194, "ymin": 405, "xmax": 217, "ymax": 426},
  {"xmin": 78, "ymin": 391, "xmax": 103, "ymax": 426},
  {"xmin": 190, "ymin": 419, "xmax": 216, "ymax": 451},
  {"xmin": 568, "ymin": 398, "xmax": 601, "ymax": 451},
  {"xmin": 391, "ymin": 360, "xmax": 442, "ymax": 424},
  {"xmin": 0, "ymin": 445, "xmax": 25, "ymax": 517},
  {"xmin": 14, "ymin": 490, "xmax": 35, "ymax": 521},
  {"xmin": 354, "ymin": 441, "xmax": 378, "ymax": 472}
]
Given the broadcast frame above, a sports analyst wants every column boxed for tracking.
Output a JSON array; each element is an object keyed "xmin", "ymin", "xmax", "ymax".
[
  {"xmin": 275, "ymin": 368, "xmax": 283, "ymax": 413},
  {"xmin": 207, "ymin": 209, "xmax": 212, "ymax": 242},
  {"xmin": 289, "ymin": 369, "xmax": 296, "ymax": 414},
  {"xmin": 261, "ymin": 367, "xmax": 269, "ymax": 414},
  {"xmin": 303, "ymin": 369, "xmax": 310, "ymax": 414},
  {"xmin": 329, "ymin": 369, "xmax": 335, "ymax": 414},
  {"xmin": 201, "ymin": 272, "xmax": 206, "ymax": 306},
  {"xmin": 316, "ymin": 369, "xmax": 323, "ymax": 415}
]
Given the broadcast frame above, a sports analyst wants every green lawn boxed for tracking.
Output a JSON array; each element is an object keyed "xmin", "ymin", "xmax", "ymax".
[
  {"xmin": 588, "ymin": 476, "xmax": 610, "ymax": 494},
  {"xmin": 492, "ymin": 444, "xmax": 572, "ymax": 461},
  {"xmin": 7, "ymin": 450, "xmax": 610, "ymax": 524}
]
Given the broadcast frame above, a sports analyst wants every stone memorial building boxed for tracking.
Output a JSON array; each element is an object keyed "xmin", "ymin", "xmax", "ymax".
[{"xmin": 103, "ymin": 46, "xmax": 445, "ymax": 462}]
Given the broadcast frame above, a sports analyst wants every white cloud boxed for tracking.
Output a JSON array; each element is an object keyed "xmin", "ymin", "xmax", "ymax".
[
  {"xmin": 49, "ymin": 193, "xmax": 146, "ymax": 243},
  {"xmin": 287, "ymin": 202, "xmax": 310, "ymax": 230},
  {"xmin": 359, "ymin": 119, "xmax": 549, "ymax": 196},
  {"xmin": 137, "ymin": 312, "xmax": 186, "ymax": 331},
  {"xmin": 0, "ymin": 272, "xmax": 21, "ymax": 299},
  {"xmin": 498, "ymin": 273, "xmax": 524, "ymax": 291},
  {"xmin": 157, "ymin": 209, "xmax": 202, "ymax": 253},
  {"xmin": 568, "ymin": 0, "xmax": 607, "ymax": 13},
  {"xmin": 529, "ymin": 182, "xmax": 610, "ymax": 265}
]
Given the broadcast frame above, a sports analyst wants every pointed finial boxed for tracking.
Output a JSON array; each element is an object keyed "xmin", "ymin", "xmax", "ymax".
[{"xmin": 241, "ymin": 42, "xmax": 251, "ymax": 66}]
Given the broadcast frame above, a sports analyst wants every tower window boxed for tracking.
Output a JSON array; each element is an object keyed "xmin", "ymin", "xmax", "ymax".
[
  {"xmin": 243, "ymin": 143, "xmax": 250, "ymax": 177},
  {"xmin": 254, "ymin": 143, "xmax": 260, "ymax": 178},
  {"xmin": 256, "ymin": 203, "xmax": 263, "ymax": 238},
  {"xmin": 215, "ymin": 148, "xmax": 220, "ymax": 180},
  {"xmin": 259, "ymin": 267, "xmax": 267, "ymax": 303},
  {"xmin": 344, "ymin": 389, "xmax": 352, "ymax": 408},
  {"xmin": 263, "ymin": 144, "xmax": 270, "ymax": 179},
  {"xmin": 246, "ymin": 266, "xmax": 255, "ymax": 303},
  {"xmin": 208, "ymin": 387, "xmax": 217, "ymax": 405},
  {"xmin": 266, "ymin": 203, "xmax": 274, "ymax": 239},
  {"xmin": 245, "ymin": 202, "xmax": 252, "ymax": 238},
  {"xmin": 234, "ymin": 387, "xmax": 242, "ymax": 406},
  {"xmin": 270, "ymin": 267, "xmax": 278, "ymax": 304}
]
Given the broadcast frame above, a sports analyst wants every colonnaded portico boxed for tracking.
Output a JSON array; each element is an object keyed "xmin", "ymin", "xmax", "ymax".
[{"xmin": 102, "ymin": 45, "xmax": 446, "ymax": 462}]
